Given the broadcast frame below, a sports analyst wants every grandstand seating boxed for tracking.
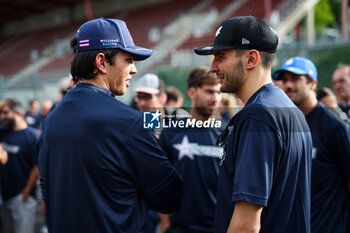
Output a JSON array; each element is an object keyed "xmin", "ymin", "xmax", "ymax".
[
  {"xmin": 0, "ymin": 0, "xmax": 202, "ymax": 78},
  {"xmin": 176, "ymin": 0, "xmax": 284, "ymax": 52},
  {"xmin": 120, "ymin": 0, "xmax": 201, "ymax": 49},
  {"xmin": 40, "ymin": 52, "xmax": 74, "ymax": 73},
  {"xmin": 0, "ymin": 21, "xmax": 82, "ymax": 78},
  {"xmin": 0, "ymin": 0, "xmax": 285, "ymax": 79}
]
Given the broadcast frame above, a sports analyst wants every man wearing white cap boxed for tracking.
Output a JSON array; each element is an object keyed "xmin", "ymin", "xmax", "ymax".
[{"xmin": 134, "ymin": 73, "xmax": 167, "ymax": 113}]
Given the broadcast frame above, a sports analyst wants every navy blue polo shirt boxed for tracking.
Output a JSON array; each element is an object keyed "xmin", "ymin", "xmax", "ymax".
[
  {"xmin": 214, "ymin": 83, "xmax": 312, "ymax": 233},
  {"xmin": 0, "ymin": 127, "xmax": 38, "ymax": 201},
  {"xmin": 25, "ymin": 113, "xmax": 42, "ymax": 129},
  {"xmin": 307, "ymin": 103, "xmax": 350, "ymax": 233},
  {"xmin": 160, "ymin": 122, "xmax": 226, "ymax": 232},
  {"xmin": 38, "ymin": 83, "xmax": 183, "ymax": 233}
]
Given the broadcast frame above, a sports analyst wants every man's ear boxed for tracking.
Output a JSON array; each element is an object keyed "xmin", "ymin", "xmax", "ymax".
[
  {"xmin": 188, "ymin": 87, "xmax": 196, "ymax": 101},
  {"xmin": 159, "ymin": 92, "xmax": 167, "ymax": 106},
  {"xmin": 95, "ymin": 53, "xmax": 108, "ymax": 74},
  {"xmin": 245, "ymin": 50, "xmax": 260, "ymax": 70},
  {"xmin": 310, "ymin": 80, "xmax": 318, "ymax": 91}
]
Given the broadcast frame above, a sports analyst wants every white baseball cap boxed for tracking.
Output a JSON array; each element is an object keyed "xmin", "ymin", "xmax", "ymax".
[{"xmin": 134, "ymin": 74, "xmax": 164, "ymax": 95}]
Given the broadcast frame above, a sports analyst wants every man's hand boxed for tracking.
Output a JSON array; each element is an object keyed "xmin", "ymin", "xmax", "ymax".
[
  {"xmin": 320, "ymin": 87, "xmax": 338, "ymax": 110},
  {"xmin": 41, "ymin": 200, "xmax": 46, "ymax": 217},
  {"xmin": 21, "ymin": 166, "xmax": 39, "ymax": 203},
  {"xmin": 21, "ymin": 189, "xmax": 30, "ymax": 203},
  {"xmin": 0, "ymin": 144, "xmax": 8, "ymax": 165},
  {"xmin": 159, "ymin": 213, "xmax": 170, "ymax": 233}
]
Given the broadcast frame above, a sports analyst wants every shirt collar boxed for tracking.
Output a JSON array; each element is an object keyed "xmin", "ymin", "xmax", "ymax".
[
  {"xmin": 76, "ymin": 83, "xmax": 116, "ymax": 98},
  {"xmin": 245, "ymin": 83, "xmax": 274, "ymax": 107}
]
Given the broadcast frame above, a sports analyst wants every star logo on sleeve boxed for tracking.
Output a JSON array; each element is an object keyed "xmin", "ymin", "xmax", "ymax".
[{"xmin": 173, "ymin": 135, "xmax": 197, "ymax": 160}]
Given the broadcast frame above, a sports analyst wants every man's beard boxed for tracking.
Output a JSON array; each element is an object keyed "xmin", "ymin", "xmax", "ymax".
[
  {"xmin": 4, "ymin": 118, "xmax": 16, "ymax": 131},
  {"xmin": 195, "ymin": 107, "xmax": 213, "ymax": 119},
  {"xmin": 220, "ymin": 60, "xmax": 245, "ymax": 94}
]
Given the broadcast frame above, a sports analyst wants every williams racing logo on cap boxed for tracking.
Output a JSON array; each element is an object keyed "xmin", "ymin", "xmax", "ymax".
[
  {"xmin": 143, "ymin": 110, "xmax": 161, "ymax": 129},
  {"xmin": 79, "ymin": 39, "xmax": 90, "ymax": 48},
  {"xmin": 100, "ymin": 39, "xmax": 119, "ymax": 47}
]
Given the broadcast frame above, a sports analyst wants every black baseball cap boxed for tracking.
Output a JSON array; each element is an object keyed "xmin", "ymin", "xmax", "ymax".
[{"xmin": 194, "ymin": 16, "xmax": 278, "ymax": 55}]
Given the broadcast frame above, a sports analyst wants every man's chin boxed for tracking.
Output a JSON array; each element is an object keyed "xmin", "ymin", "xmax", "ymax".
[{"xmin": 220, "ymin": 86, "xmax": 230, "ymax": 93}]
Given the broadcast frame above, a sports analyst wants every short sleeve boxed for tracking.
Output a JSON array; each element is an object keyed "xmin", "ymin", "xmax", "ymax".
[
  {"xmin": 124, "ymin": 117, "xmax": 183, "ymax": 213},
  {"xmin": 232, "ymin": 119, "xmax": 279, "ymax": 207}
]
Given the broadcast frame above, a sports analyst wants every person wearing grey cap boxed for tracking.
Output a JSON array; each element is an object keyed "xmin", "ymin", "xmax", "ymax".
[
  {"xmin": 134, "ymin": 73, "xmax": 167, "ymax": 114},
  {"xmin": 133, "ymin": 73, "xmax": 167, "ymax": 139},
  {"xmin": 195, "ymin": 16, "xmax": 312, "ymax": 233},
  {"xmin": 37, "ymin": 18, "xmax": 183, "ymax": 233}
]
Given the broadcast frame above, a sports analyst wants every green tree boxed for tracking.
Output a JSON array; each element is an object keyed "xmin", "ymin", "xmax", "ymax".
[{"xmin": 314, "ymin": 0, "xmax": 336, "ymax": 34}]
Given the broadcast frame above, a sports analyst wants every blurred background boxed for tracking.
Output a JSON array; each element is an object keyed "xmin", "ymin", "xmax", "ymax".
[{"xmin": 0, "ymin": 0, "xmax": 349, "ymax": 107}]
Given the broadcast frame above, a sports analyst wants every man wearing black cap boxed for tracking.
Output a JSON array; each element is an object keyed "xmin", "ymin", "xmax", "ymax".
[
  {"xmin": 195, "ymin": 16, "xmax": 312, "ymax": 233},
  {"xmin": 38, "ymin": 18, "xmax": 183, "ymax": 233}
]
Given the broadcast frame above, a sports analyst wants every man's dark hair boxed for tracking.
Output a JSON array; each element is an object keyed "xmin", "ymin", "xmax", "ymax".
[
  {"xmin": 187, "ymin": 66, "xmax": 218, "ymax": 89},
  {"xmin": 28, "ymin": 99, "xmax": 38, "ymax": 106},
  {"xmin": 3, "ymin": 99, "xmax": 25, "ymax": 115},
  {"xmin": 70, "ymin": 38, "xmax": 119, "ymax": 82},
  {"xmin": 235, "ymin": 49, "xmax": 276, "ymax": 69},
  {"xmin": 165, "ymin": 86, "xmax": 183, "ymax": 103}
]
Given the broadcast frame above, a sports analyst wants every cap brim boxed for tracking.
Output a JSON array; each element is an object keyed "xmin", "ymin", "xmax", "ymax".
[
  {"xmin": 133, "ymin": 87, "xmax": 160, "ymax": 95},
  {"xmin": 120, "ymin": 46, "xmax": 155, "ymax": 61},
  {"xmin": 194, "ymin": 44, "xmax": 235, "ymax": 55},
  {"xmin": 272, "ymin": 67, "xmax": 309, "ymax": 81}
]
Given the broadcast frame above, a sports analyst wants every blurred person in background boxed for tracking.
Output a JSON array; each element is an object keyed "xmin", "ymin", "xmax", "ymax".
[
  {"xmin": 39, "ymin": 100, "xmax": 52, "ymax": 131},
  {"xmin": 165, "ymin": 86, "xmax": 184, "ymax": 109},
  {"xmin": 25, "ymin": 100, "xmax": 41, "ymax": 130},
  {"xmin": 40, "ymin": 100, "xmax": 52, "ymax": 120},
  {"xmin": 134, "ymin": 73, "xmax": 167, "ymax": 138},
  {"xmin": 321, "ymin": 64, "xmax": 350, "ymax": 121},
  {"xmin": 159, "ymin": 66, "xmax": 224, "ymax": 233},
  {"xmin": 51, "ymin": 76, "xmax": 76, "ymax": 112},
  {"xmin": 0, "ymin": 99, "xmax": 39, "ymax": 233},
  {"xmin": 164, "ymin": 86, "xmax": 190, "ymax": 120},
  {"xmin": 273, "ymin": 57, "xmax": 350, "ymax": 233},
  {"xmin": 218, "ymin": 93, "xmax": 240, "ymax": 122},
  {"xmin": 134, "ymin": 73, "xmax": 167, "ymax": 113}
]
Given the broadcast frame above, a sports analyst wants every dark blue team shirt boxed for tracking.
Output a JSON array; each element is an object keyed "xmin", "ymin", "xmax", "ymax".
[
  {"xmin": 0, "ymin": 127, "xmax": 38, "ymax": 201},
  {"xmin": 160, "ymin": 123, "xmax": 225, "ymax": 232},
  {"xmin": 307, "ymin": 103, "xmax": 350, "ymax": 233},
  {"xmin": 38, "ymin": 83, "xmax": 183, "ymax": 233},
  {"xmin": 25, "ymin": 113, "xmax": 42, "ymax": 129},
  {"xmin": 214, "ymin": 83, "xmax": 312, "ymax": 233}
]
